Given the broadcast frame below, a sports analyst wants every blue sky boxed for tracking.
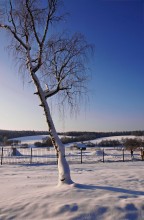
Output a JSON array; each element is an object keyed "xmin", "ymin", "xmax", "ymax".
[{"xmin": 0, "ymin": 0, "xmax": 144, "ymax": 132}]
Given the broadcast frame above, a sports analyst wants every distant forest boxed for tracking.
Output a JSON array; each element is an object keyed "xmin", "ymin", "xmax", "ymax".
[
  {"xmin": 0, "ymin": 129, "xmax": 144, "ymax": 143},
  {"xmin": 0, "ymin": 130, "xmax": 48, "ymax": 141}
]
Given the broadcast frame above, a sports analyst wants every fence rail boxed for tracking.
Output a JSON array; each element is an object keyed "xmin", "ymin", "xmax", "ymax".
[{"xmin": 0, "ymin": 146, "xmax": 143, "ymax": 165}]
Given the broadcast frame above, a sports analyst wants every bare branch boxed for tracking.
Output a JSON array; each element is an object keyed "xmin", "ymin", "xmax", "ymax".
[
  {"xmin": 9, "ymin": 0, "xmax": 17, "ymax": 33},
  {"xmin": 25, "ymin": 0, "xmax": 41, "ymax": 46},
  {"xmin": 0, "ymin": 24, "xmax": 29, "ymax": 50},
  {"xmin": 41, "ymin": 0, "xmax": 53, "ymax": 45},
  {"xmin": 44, "ymin": 88, "xmax": 59, "ymax": 98},
  {"xmin": 0, "ymin": 0, "xmax": 92, "ymax": 113}
]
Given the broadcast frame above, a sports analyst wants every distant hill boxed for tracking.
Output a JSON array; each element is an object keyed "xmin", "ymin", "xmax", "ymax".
[
  {"xmin": 0, "ymin": 129, "xmax": 143, "ymax": 143},
  {"xmin": 0, "ymin": 129, "xmax": 48, "ymax": 140}
]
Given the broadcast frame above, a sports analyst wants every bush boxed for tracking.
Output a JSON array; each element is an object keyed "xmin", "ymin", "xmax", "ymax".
[
  {"xmin": 98, "ymin": 139, "xmax": 121, "ymax": 147},
  {"xmin": 61, "ymin": 137, "xmax": 75, "ymax": 144},
  {"xmin": 34, "ymin": 142, "xmax": 43, "ymax": 147},
  {"xmin": 34, "ymin": 137, "xmax": 52, "ymax": 147},
  {"xmin": 123, "ymin": 138, "xmax": 142, "ymax": 150},
  {"xmin": 42, "ymin": 137, "xmax": 52, "ymax": 146}
]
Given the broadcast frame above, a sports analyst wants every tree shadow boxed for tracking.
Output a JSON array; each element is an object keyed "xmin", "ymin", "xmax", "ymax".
[{"xmin": 74, "ymin": 183, "xmax": 144, "ymax": 196}]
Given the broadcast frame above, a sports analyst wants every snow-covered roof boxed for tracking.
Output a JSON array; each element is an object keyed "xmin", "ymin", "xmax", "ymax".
[{"xmin": 75, "ymin": 143, "xmax": 86, "ymax": 149}]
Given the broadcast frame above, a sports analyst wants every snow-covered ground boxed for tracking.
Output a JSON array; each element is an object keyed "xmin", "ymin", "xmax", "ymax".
[
  {"xmin": 11, "ymin": 135, "xmax": 48, "ymax": 144},
  {"xmin": 1, "ymin": 135, "xmax": 143, "ymax": 219},
  {"xmin": 0, "ymin": 162, "xmax": 144, "ymax": 220}
]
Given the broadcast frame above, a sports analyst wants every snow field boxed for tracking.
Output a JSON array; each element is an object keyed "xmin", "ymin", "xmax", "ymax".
[
  {"xmin": 0, "ymin": 135, "xmax": 143, "ymax": 220},
  {"xmin": 0, "ymin": 162, "xmax": 144, "ymax": 220}
]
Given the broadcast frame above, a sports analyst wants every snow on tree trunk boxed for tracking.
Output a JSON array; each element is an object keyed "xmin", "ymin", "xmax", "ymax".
[
  {"xmin": 31, "ymin": 71, "xmax": 73, "ymax": 185},
  {"xmin": 45, "ymin": 103, "xmax": 73, "ymax": 185}
]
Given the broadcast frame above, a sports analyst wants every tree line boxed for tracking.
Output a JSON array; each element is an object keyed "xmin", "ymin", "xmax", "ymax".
[
  {"xmin": 0, "ymin": 129, "xmax": 48, "ymax": 141},
  {"xmin": 1, "ymin": 129, "xmax": 144, "ymax": 146}
]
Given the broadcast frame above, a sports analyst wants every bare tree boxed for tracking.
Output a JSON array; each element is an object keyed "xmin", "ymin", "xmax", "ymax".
[{"xmin": 0, "ymin": 0, "xmax": 92, "ymax": 185}]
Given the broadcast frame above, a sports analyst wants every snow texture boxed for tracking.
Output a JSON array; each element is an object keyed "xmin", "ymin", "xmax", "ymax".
[
  {"xmin": 0, "ymin": 162, "xmax": 143, "ymax": 220},
  {"xmin": 0, "ymin": 135, "xmax": 144, "ymax": 220}
]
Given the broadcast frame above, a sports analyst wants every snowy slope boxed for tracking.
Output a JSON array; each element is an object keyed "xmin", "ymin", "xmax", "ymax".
[
  {"xmin": 86, "ymin": 135, "xmax": 141, "ymax": 145},
  {"xmin": 10, "ymin": 135, "xmax": 48, "ymax": 145}
]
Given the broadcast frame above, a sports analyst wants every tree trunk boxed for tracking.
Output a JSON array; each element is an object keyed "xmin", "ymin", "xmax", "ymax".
[
  {"xmin": 31, "ymin": 71, "xmax": 73, "ymax": 185},
  {"xmin": 44, "ymin": 102, "xmax": 73, "ymax": 185}
]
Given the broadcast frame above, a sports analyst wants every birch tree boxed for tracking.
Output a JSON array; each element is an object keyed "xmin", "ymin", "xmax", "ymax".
[{"xmin": 0, "ymin": 0, "xmax": 92, "ymax": 185}]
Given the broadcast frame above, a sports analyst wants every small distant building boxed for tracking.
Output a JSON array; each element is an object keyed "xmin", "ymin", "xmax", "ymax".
[{"xmin": 70, "ymin": 142, "xmax": 86, "ymax": 150}]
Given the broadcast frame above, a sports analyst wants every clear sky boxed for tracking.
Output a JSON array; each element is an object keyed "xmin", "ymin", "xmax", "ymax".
[{"xmin": 0, "ymin": 0, "xmax": 144, "ymax": 132}]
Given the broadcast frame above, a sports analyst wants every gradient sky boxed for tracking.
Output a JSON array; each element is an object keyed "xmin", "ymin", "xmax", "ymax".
[{"xmin": 0, "ymin": 0, "xmax": 144, "ymax": 132}]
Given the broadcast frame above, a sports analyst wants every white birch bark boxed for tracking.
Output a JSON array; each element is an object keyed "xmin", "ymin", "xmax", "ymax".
[
  {"xmin": 0, "ymin": 0, "xmax": 91, "ymax": 185},
  {"xmin": 31, "ymin": 71, "xmax": 73, "ymax": 185}
]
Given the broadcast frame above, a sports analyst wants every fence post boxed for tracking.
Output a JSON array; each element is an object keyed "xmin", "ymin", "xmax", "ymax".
[
  {"xmin": 103, "ymin": 149, "xmax": 105, "ymax": 163},
  {"xmin": 30, "ymin": 148, "xmax": 32, "ymax": 164},
  {"xmin": 123, "ymin": 148, "xmax": 125, "ymax": 162},
  {"xmin": 56, "ymin": 152, "xmax": 58, "ymax": 165},
  {"xmin": 80, "ymin": 149, "xmax": 83, "ymax": 164},
  {"xmin": 1, "ymin": 147, "xmax": 3, "ymax": 165},
  {"xmin": 47, "ymin": 148, "xmax": 49, "ymax": 164}
]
